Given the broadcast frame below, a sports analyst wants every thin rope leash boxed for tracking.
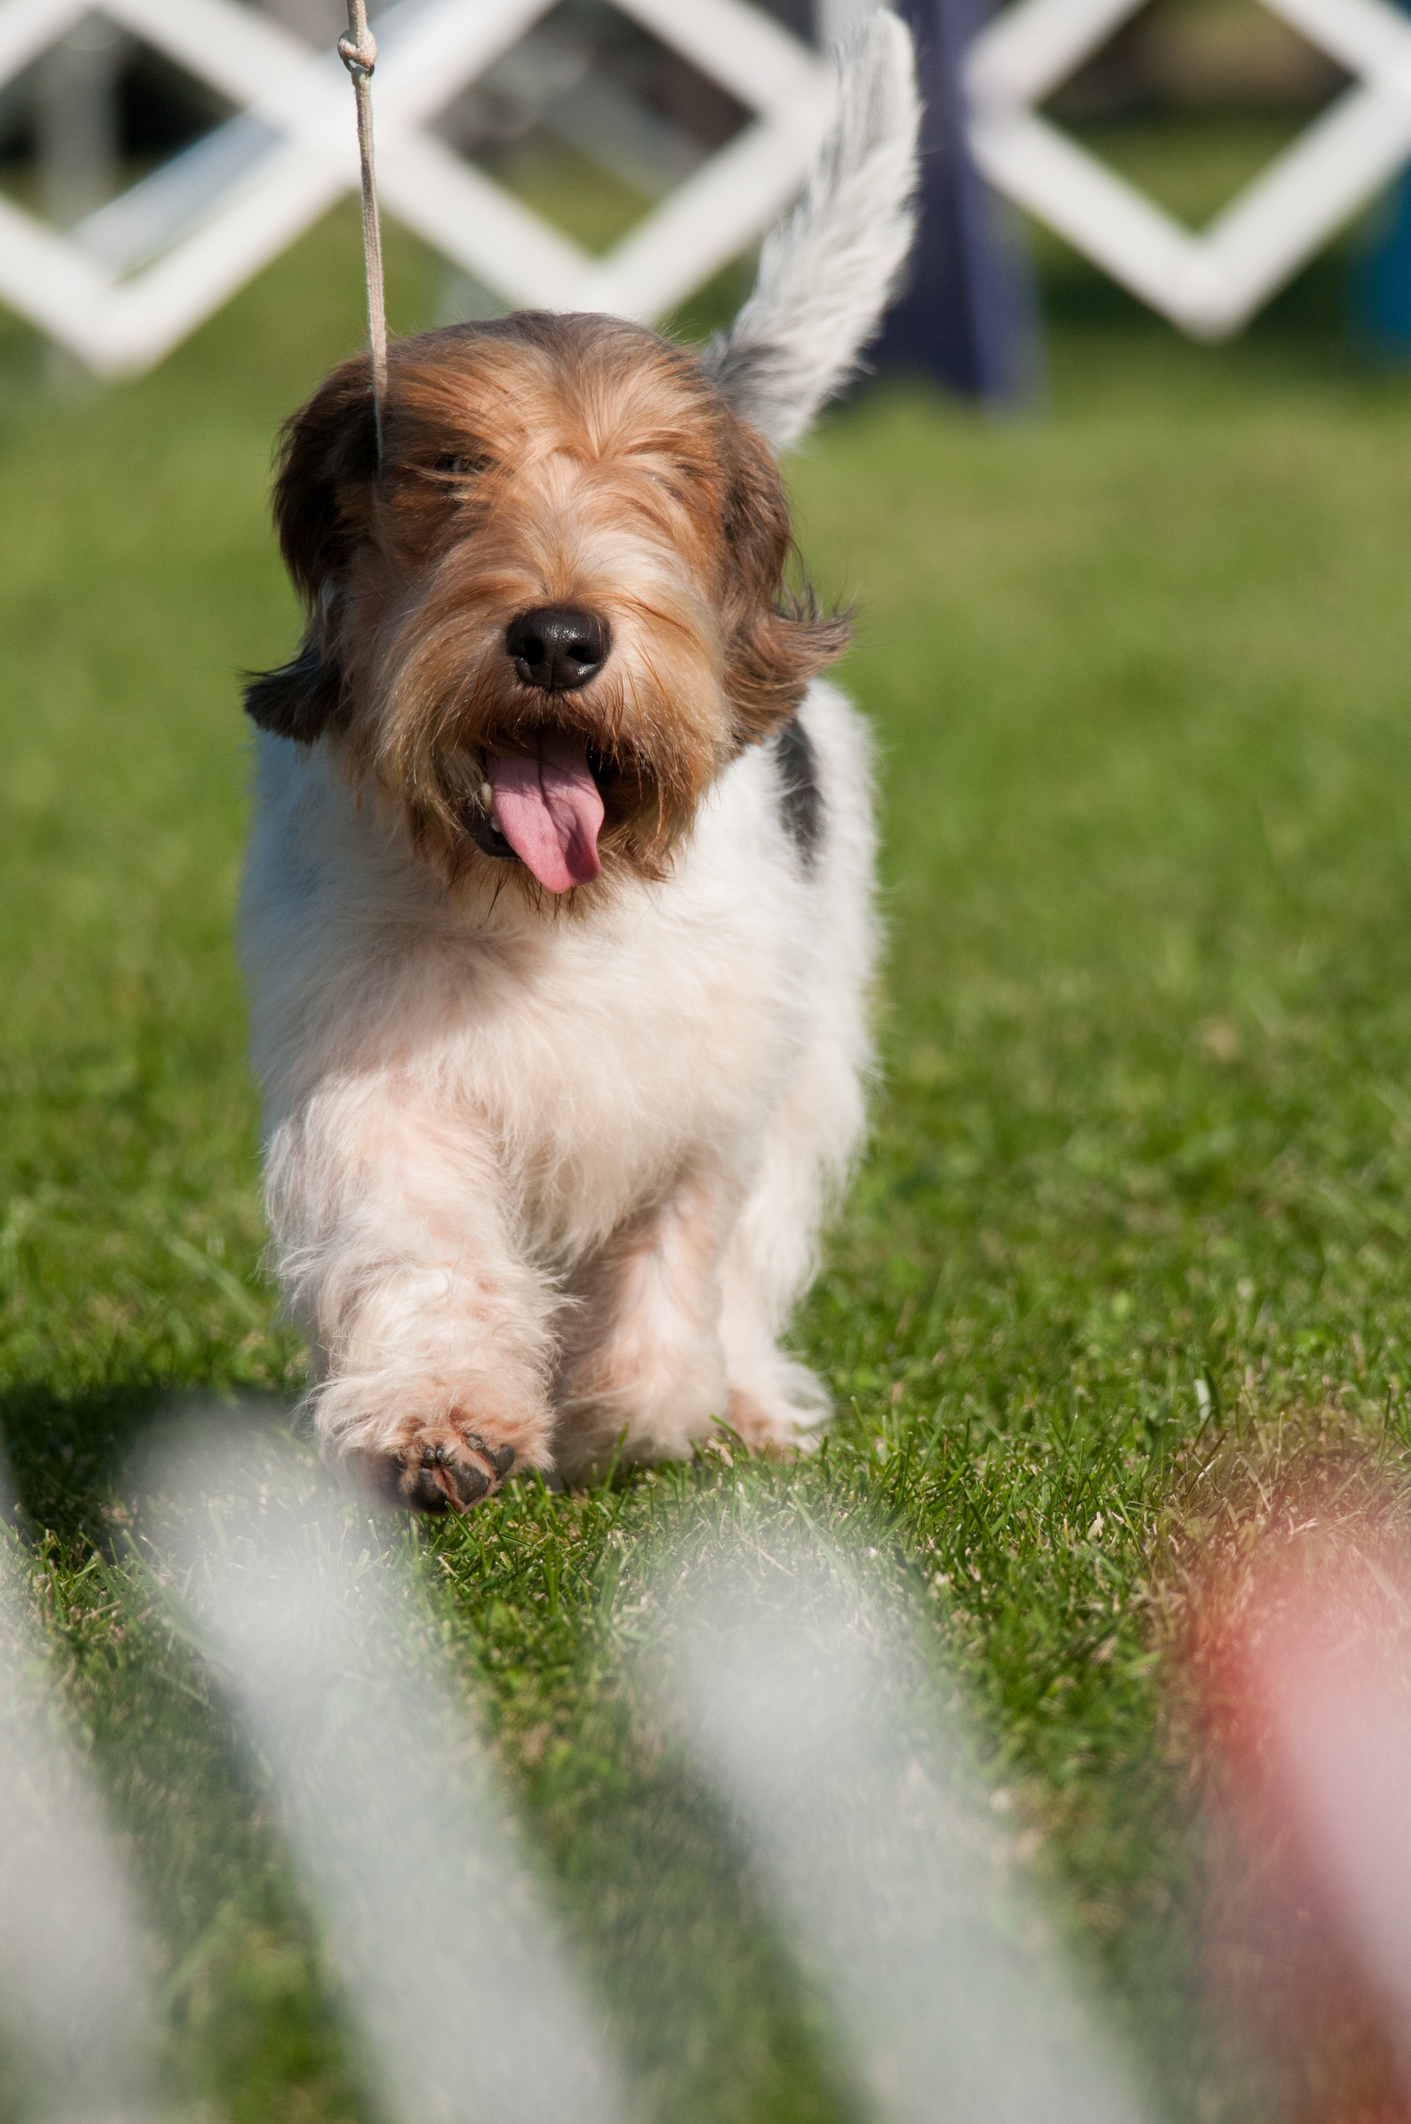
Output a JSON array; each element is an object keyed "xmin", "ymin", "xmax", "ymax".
[{"xmin": 339, "ymin": 0, "xmax": 388, "ymax": 459}]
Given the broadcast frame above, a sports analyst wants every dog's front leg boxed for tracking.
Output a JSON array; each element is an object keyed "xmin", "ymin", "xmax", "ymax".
[{"xmin": 265, "ymin": 1084, "xmax": 556, "ymax": 1512}]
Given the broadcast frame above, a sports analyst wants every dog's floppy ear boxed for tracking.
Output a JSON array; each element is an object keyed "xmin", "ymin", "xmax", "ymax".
[
  {"xmin": 702, "ymin": 11, "xmax": 919, "ymax": 455},
  {"xmin": 244, "ymin": 356, "xmax": 379, "ymax": 742},
  {"xmin": 722, "ymin": 418, "xmax": 852, "ymax": 742},
  {"xmin": 243, "ymin": 635, "xmax": 348, "ymax": 745}
]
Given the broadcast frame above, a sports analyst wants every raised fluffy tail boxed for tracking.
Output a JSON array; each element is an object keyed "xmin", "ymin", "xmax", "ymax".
[{"xmin": 703, "ymin": 11, "xmax": 920, "ymax": 454}]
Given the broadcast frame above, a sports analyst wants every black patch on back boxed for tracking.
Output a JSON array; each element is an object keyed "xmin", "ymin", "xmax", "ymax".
[{"xmin": 775, "ymin": 714, "xmax": 823, "ymax": 867}]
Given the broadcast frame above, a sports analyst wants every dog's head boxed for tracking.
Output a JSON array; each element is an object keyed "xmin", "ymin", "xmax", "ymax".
[
  {"xmin": 247, "ymin": 312, "xmax": 846, "ymax": 891},
  {"xmin": 245, "ymin": 16, "xmax": 918, "ymax": 897}
]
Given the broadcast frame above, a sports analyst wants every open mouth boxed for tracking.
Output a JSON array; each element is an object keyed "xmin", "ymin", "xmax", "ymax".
[{"xmin": 463, "ymin": 727, "xmax": 606, "ymax": 894}]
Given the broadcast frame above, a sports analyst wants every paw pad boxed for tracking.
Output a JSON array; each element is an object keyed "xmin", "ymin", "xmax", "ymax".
[{"xmin": 391, "ymin": 1429, "xmax": 516, "ymax": 1513}]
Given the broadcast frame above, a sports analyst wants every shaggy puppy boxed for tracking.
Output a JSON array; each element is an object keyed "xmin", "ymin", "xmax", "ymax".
[{"xmin": 240, "ymin": 16, "xmax": 919, "ymax": 1511}]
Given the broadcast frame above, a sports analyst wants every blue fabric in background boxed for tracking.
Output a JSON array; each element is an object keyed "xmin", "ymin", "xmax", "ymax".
[
  {"xmin": 869, "ymin": 0, "xmax": 1044, "ymax": 405},
  {"xmin": 1357, "ymin": 172, "xmax": 1411, "ymax": 355},
  {"xmin": 1354, "ymin": 0, "xmax": 1411, "ymax": 354}
]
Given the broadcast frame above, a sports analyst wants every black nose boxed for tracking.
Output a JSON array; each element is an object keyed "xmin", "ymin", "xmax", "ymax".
[{"xmin": 506, "ymin": 607, "xmax": 610, "ymax": 693}]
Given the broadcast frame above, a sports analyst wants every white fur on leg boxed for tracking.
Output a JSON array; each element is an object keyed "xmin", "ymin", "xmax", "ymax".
[
  {"xmin": 264, "ymin": 1078, "xmax": 558, "ymax": 1469},
  {"xmin": 704, "ymin": 11, "xmax": 921, "ymax": 453}
]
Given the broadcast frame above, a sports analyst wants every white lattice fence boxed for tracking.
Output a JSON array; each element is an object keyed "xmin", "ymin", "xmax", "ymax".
[
  {"xmin": 0, "ymin": 0, "xmax": 835, "ymax": 375},
  {"xmin": 965, "ymin": 0, "xmax": 1411, "ymax": 341},
  {"xmin": 6, "ymin": 0, "xmax": 1411, "ymax": 375}
]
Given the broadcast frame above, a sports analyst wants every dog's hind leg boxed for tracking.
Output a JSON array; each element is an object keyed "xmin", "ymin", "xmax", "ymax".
[
  {"xmin": 717, "ymin": 1031, "xmax": 865, "ymax": 1453},
  {"xmin": 718, "ymin": 686, "xmax": 878, "ymax": 1452},
  {"xmin": 551, "ymin": 1169, "xmax": 743, "ymax": 1483}
]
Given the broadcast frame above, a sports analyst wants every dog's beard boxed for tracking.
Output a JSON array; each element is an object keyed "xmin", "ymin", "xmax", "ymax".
[{"xmin": 354, "ymin": 556, "xmax": 731, "ymax": 893}]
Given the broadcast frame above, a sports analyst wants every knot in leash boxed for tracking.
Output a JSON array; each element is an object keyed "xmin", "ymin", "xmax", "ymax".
[{"xmin": 337, "ymin": 26, "xmax": 377, "ymax": 77}]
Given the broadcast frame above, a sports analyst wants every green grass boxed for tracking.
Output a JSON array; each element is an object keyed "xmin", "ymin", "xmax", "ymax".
[{"xmin": 4, "ymin": 178, "xmax": 1411, "ymax": 2122}]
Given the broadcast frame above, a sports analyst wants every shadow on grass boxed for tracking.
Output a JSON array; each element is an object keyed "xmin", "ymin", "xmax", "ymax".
[{"xmin": 0, "ymin": 1381, "xmax": 296, "ymax": 1550}]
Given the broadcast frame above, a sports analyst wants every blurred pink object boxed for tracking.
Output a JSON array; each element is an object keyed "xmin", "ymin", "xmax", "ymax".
[{"xmin": 1190, "ymin": 1498, "xmax": 1411, "ymax": 2122}]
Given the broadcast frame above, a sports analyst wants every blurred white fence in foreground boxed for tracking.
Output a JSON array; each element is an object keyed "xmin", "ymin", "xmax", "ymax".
[
  {"xmin": 0, "ymin": 0, "xmax": 833, "ymax": 375},
  {"xmin": 163, "ymin": 1435, "xmax": 627, "ymax": 2124},
  {"xmin": 661, "ymin": 1576, "xmax": 1147, "ymax": 2124},
  {"xmin": 11, "ymin": 1423, "xmax": 1411, "ymax": 2120},
  {"xmin": 967, "ymin": 0, "xmax": 1411, "ymax": 341},
  {"xmin": 0, "ymin": 1469, "xmax": 160, "ymax": 2124},
  {"xmin": 0, "ymin": 1425, "xmax": 1158, "ymax": 2124}
]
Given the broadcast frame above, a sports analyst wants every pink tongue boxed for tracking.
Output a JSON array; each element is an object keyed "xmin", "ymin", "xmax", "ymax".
[{"xmin": 489, "ymin": 730, "xmax": 604, "ymax": 893}]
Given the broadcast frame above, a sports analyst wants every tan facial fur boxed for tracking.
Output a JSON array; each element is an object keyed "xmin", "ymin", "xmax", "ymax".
[{"xmin": 246, "ymin": 312, "xmax": 849, "ymax": 889}]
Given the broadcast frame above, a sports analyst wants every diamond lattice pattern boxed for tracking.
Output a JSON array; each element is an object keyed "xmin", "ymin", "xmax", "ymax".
[
  {"xmin": 965, "ymin": 0, "xmax": 1411, "ymax": 339},
  {"xmin": 0, "ymin": 0, "xmax": 833, "ymax": 375}
]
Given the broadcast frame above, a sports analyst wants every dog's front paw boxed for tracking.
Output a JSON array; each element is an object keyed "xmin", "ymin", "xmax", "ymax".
[{"xmin": 353, "ymin": 1416, "xmax": 519, "ymax": 1514}]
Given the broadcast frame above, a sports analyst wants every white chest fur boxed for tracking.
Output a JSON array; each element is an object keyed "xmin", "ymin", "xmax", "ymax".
[{"xmin": 241, "ymin": 722, "xmax": 819, "ymax": 1268}]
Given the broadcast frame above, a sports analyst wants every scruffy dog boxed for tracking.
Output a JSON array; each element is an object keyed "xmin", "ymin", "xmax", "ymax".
[{"xmin": 239, "ymin": 17, "xmax": 919, "ymax": 1511}]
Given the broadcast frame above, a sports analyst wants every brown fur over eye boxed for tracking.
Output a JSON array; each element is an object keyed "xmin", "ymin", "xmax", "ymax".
[{"xmin": 717, "ymin": 419, "xmax": 851, "ymax": 746}]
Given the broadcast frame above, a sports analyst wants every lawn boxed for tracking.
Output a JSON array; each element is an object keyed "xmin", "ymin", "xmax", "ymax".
[{"xmin": 4, "ymin": 190, "xmax": 1411, "ymax": 2124}]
